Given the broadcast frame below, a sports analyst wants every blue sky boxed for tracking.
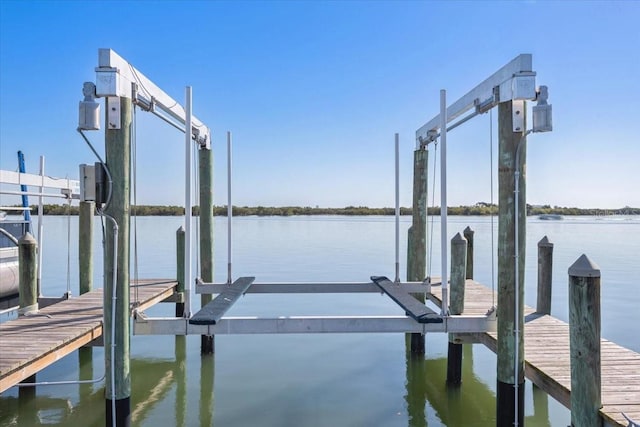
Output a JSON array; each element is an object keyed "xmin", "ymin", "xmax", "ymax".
[{"xmin": 1, "ymin": 1, "xmax": 638, "ymax": 209}]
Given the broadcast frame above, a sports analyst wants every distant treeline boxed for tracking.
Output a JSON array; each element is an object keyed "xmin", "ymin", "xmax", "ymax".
[{"xmin": 14, "ymin": 204, "xmax": 640, "ymax": 217}]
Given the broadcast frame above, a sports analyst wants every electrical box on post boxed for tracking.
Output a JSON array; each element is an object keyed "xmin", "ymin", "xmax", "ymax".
[
  {"xmin": 532, "ymin": 86, "xmax": 553, "ymax": 133},
  {"xmin": 79, "ymin": 164, "xmax": 96, "ymax": 202},
  {"xmin": 94, "ymin": 162, "xmax": 108, "ymax": 205}
]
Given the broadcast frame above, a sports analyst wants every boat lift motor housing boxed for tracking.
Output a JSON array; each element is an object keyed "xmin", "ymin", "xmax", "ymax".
[
  {"xmin": 79, "ymin": 82, "xmax": 100, "ymax": 131},
  {"xmin": 532, "ymin": 85, "xmax": 553, "ymax": 133}
]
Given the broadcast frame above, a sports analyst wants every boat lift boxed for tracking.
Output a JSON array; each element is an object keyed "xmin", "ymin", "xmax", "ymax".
[{"xmin": 82, "ymin": 50, "xmax": 553, "ymax": 337}]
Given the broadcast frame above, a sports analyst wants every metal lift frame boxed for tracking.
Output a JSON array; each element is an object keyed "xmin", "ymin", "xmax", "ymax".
[
  {"xmin": 415, "ymin": 53, "xmax": 538, "ymax": 316},
  {"xmin": 95, "ymin": 49, "xmax": 211, "ymax": 318},
  {"xmin": 92, "ymin": 51, "xmax": 547, "ymax": 337}
]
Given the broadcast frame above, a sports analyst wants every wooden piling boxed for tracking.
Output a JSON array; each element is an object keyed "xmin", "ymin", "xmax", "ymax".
[
  {"xmin": 568, "ymin": 254, "xmax": 601, "ymax": 427},
  {"xmin": 79, "ymin": 200, "xmax": 94, "ymax": 295},
  {"xmin": 175, "ymin": 227, "xmax": 185, "ymax": 317},
  {"xmin": 536, "ymin": 236, "xmax": 554, "ymax": 315},
  {"xmin": 18, "ymin": 232, "xmax": 38, "ymax": 314},
  {"xmin": 447, "ymin": 232, "xmax": 467, "ymax": 386},
  {"xmin": 16, "ymin": 227, "xmax": 37, "ymax": 401},
  {"xmin": 199, "ymin": 146, "xmax": 214, "ymax": 354},
  {"xmin": 406, "ymin": 146, "xmax": 428, "ymax": 354},
  {"xmin": 463, "ymin": 226, "xmax": 474, "ymax": 280},
  {"xmin": 496, "ymin": 100, "xmax": 525, "ymax": 426},
  {"xmin": 104, "ymin": 96, "xmax": 132, "ymax": 427}
]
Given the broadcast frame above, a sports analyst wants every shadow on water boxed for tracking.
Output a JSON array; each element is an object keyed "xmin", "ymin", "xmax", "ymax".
[{"xmin": 405, "ymin": 344, "xmax": 552, "ymax": 426}]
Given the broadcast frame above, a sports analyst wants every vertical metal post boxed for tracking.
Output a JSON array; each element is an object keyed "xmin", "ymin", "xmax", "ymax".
[
  {"xmin": 227, "ymin": 131, "xmax": 232, "ymax": 285},
  {"xmin": 439, "ymin": 89, "xmax": 448, "ymax": 315},
  {"xmin": 537, "ymin": 236, "xmax": 554, "ymax": 315},
  {"xmin": 447, "ymin": 232, "xmax": 467, "ymax": 386},
  {"xmin": 406, "ymin": 145, "xmax": 428, "ymax": 354},
  {"xmin": 394, "ymin": 133, "xmax": 400, "ymax": 284},
  {"xmin": 37, "ymin": 156, "xmax": 45, "ymax": 297},
  {"xmin": 184, "ymin": 87, "xmax": 193, "ymax": 318},
  {"xmin": 568, "ymin": 255, "xmax": 601, "ymax": 427},
  {"xmin": 104, "ymin": 95, "xmax": 132, "ymax": 427},
  {"xmin": 79, "ymin": 201, "xmax": 94, "ymax": 295},
  {"xmin": 496, "ymin": 100, "xmax": 525, "ymax": 427},
  {"xmin": 199, "ymin": 138, "xmax": 214, "ymax": 354}
]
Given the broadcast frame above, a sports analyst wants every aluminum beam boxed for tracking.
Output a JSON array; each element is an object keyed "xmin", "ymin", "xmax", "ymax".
[
  {"xmin": 0, "ymin": 170, "xmax": 80, "ymax": 194},
  {"xmin": 195, "ymin": 281, "xmax": 433, "ymax": 294},
  {"xmin": 416, "ymin": 54, "xmax": 535, "ymax": 145},
  {"xmin": 95, "ymin": 48, "xmax": 210, "ymax": 147},
  {"xmin": 133, "ymin": 313, "xmax": 495, "ymax": 335}
]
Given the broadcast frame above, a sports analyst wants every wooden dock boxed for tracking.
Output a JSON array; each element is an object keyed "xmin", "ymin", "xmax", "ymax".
[
  {"xmin": 429, "ymin": 280, "xmax": 640, "ymax": 427},
  {"xmin": 0, "ymin": 280, "xmax": 178, "ymax": 393}
]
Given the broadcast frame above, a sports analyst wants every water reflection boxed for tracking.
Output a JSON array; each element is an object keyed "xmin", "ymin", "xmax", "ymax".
[
  {"xmin": 2, "ymin": 337, "xmax": 555, "ymax": 426},
  {"xmin": 199, "ymin": 352, "xmax": 214, "ymax": 427},
  {"xmin": 174, "ymin": 336, "xmax": 186, "ymax": 427},
  {"xmin": 0, "ymin": 341, "xmax": 188, "ymax": 427},
  {"xmin": 404, "ymin": 343, "xmax": 552, "ymax": 426}
]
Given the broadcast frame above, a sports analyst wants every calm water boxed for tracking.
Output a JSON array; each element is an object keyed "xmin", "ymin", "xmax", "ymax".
[{"xmin": 1, "ymin": 215, "xmax": 638, "ymax": 426}]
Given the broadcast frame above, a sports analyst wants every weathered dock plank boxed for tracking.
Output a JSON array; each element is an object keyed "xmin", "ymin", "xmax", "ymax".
[
  {"xmin": 0, "ymin": 280, "xmax": 177, "ymax": 393},
  {"xmin": 430, "ymin": 279, "xmax": 640, "ymax": 427}
]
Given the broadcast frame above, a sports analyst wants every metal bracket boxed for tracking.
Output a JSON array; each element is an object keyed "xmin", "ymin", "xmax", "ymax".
[
  {"xmin": 474, "ymin": 96, "xmax": 495, "ymax": 114},
  {"xmin": 107, "ymin": 96, "xmax": 121, "ymax": 129},
  {"xmin": 512, "ymin": 99, "xmax": 525, "ymax": 133}
]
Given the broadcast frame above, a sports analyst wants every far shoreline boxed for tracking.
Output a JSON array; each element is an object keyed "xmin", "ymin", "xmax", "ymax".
[{"xmin": 10, "ymin": 204, "xmax": 640, "ymax": 217}]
